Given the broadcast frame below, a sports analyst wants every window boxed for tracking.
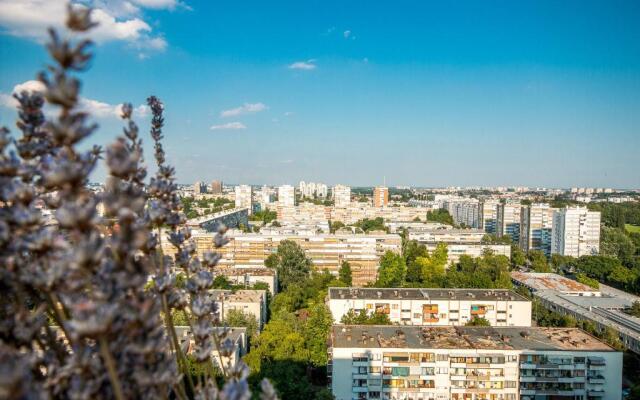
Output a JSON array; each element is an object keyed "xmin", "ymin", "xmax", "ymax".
[
  {"xmin": 358, "ymin": 367, "xmax": 367, "ymax": 374},
  {"xmin": 436, "ymin": 367, "xmax": 448, "ymax": 374},
  {"xmin": 392, "ymin": 304, "xmax": 399, "ymax": 310},
  {"xmin": 436, "ymin": 354, "xmax": 449, "ymax": 362},
  {"xmin": 506, "ymin": 355, "xmax": 518, "ymax": 362}
]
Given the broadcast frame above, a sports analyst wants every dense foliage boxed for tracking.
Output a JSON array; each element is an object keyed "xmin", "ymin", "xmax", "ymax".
[
  {"xmin": 265, "ymin": 240, "xmax": 313, "ymax": 291},
  {"xmin": 353, "ymin": 217, "xmax": 387, "ymax": 233},
  {"xmin": 426, "ymin": 209, "xmax": 454, "ymax": 225},
  {"xmin": 340, "ymin": 309, "xmax": 392, "ymax": 325}
]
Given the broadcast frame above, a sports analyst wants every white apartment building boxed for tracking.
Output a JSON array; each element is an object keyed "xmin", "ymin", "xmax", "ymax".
[
  {"xmin": 443, "ymin": 199, "xmax": 480, "ymax": 228},
  {"xmin": 430, "ymin": 243, "xmax": 511, "ymax": 265},
  {"xmin": 496, "ymin": 203, "xmax": 521, "ymax": 242},
  {"xmin": 479, "ymin": 199, "xmax": 499, "ymax": 234},
  {"xmin": 409, "ymin": 230, "xmax": 511, "ymax": 265},
  {"xmin": 216, "ymin": 266, "xmax": 278, "ymax": 295},
  {"xmin": 334, "ymin": 185, "xmax": 352, "ymax": 207},
  {"xmin": 330, "ymin": 325, "xmax": 621, "ymax": 400},
  {"xmin": 328, "ymin": 288, "xmax": 531, "ymax": 327},
  {"xmin": 210, "ymin": 289, "xmax": 268, "ymax": 329},
  {"xmin": 258, "ymin": 185, "xmax": 276, "ymax": 210},
  {"xmin": 551, "ymin": 207, "xmax": 601, "ymax": 257},
  {"xmin": 278, "ymin": 184, "xmax": 295, "ymax": 206},
  {"xmin": 331, "ymin": 204, "xmax": 432, "ymax": 225},
  {"xmin": 234, "ymin": 185, "xmax": 253, "ymax": 214},
  {"xmin": 300, "ymin": 181, "xmax": 329, "ymax": 198},
  {"xmin": 519, "ymin": 203, "xmax": 555, "ymax": 256}
]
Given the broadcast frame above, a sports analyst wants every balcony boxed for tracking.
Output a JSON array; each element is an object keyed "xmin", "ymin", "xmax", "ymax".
[{"xmin": 588, "ymin": 375, "xmax": 605, "ymax": 384}]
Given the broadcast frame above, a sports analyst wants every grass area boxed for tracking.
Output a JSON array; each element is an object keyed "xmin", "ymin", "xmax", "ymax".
[{"xmin": 626, "ymin": 224, "xmax": 640, "ymax": 234}]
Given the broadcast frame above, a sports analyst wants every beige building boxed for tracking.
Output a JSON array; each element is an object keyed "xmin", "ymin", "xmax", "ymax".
[
  {"xmin": 210, "ymin": 180, "xmax": 223, "ymax": 194},
  {"xmin": 210, "ymin": 289, "xmax": 268, "ymax": 329},
  {"xmin": 328, "ymin": 287, "xmax": 532, "ymax": 327},
  {"xmin": 330, "ymin": 326, "xmax": 621, "ymax": 400},
  {"xmin": 496, "ymin": 203, "xmax": 521, "ymax": 242},
  {"xmin": 216, "ymin": 266, "xmax": 278, "ymax": 295},
  {"xmin": 373, "ymin": 186, "xmax": 389, "ymax": 208},
  {"xmin": 162, "ymin": 231, "xmax": 401, "ymax": 286}
]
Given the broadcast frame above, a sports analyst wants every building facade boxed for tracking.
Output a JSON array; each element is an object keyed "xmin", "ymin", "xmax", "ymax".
[
  {"xmin": 374, "ymin": 186, "xmax": 389, "ymax": 208},
  {"xmin": 519, "ymin": 203, "xmax": 555, "ymax": 256},
  {"xmin": 334, "ymin": 185, "xmax": 352, "ymax": 207},
  {"xmin": 496, "ymin": 203, "xmax": 521, "ymax": 243},
  {"xmin": 551, "ymin": 207, "xmax": 601, "ymax": 257},
  {"xmin": 479, "ymin": 200, "xmax": 499, "ymax": 234},
  {"xmin": 234, "ymin": 185, "xmax": 253, "ymax": 215},
  {"xmin": 278, "ymin": 184, "xmax": 295, "ymax": 207},
  {"xmin": 330, "ymin": 326, "xmax": 621, "ymax": 400},
  {"xmin": 210, "ymin": 180, "xmax": 223, "ymax": 194},
  {"xmin": 194, "ymin": 181, "xmax": 207, "ymax": 194},
  {"xmin": 444, "ymin": 199, "xmax": 480, "ymax": 229},
  {"xmin": 328, "ymin": 288, "xmax": 532, "ymax": 327}
]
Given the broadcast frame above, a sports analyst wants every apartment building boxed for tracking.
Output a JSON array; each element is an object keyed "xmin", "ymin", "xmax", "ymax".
[
  {"xmin": 278, "ymin": 184, "xmax": 295, "ymax": 206},
  {"xmin": 519, "ymin": 203, "xmax": 555, "ymax": 256},
  {"xmin": 162, "ymin": 231, "xmax": 401, "ymax": 286},
  {"xmin": 216, "ymin": 266, "xmax": 278, "ymax": 295},
  {"xmin": 374, "ymin": 186, "xmax": 389, "ymax": 208},
  {"xmin": 331, "ymin": 204, "xmax": 432, "ymax": 225},
  {"xmin": 334, "ymin": 185, "xmax": 352, "ymax": 207},
  {"xmin": 328, "ymin": 288, "xmax": 532, "ymax": 327},
  {"xmin": 234, "ymin": 185, "xmax": 253, "ymax": 214},
  {"xmin": 409, "ymin": 229, "xmax": 510, "ymax": 265},
  {"xmin": 194, "ymin": 181, "xmax": 207, "ymax": 194},
  {"xmin": 210, "ymin": 289, "xmax": 268, "ymax": 329},
  {"xmin": 329, "ymin": 325, "xmax": 621, "ymax": 400},
  {"xmin": 277, "ymin": 202, "xmax": 330, "ymax": 226},
  {"xmin": 258, "ymin": 185, "xmax": 276, "ymax": 210},
  {"xmin": 443, "ymin": 199, "xmax": 480, "ymax": 228},
  {"xmin": 300, "ymin": 181, "xmax": 329, "ymax": 198},
  {"xmin": 496, "ymin": 203, "xmax": 521, "ymax": 243},
  {"xmin": 551, "ymin": 207, "xmax": 601, "ymax": 257},
  {"xmin": 210, "ymin": 180, "xmax": 223, "ymax": 194},
  {"xmin": 479, "ymin": 199, "xmax": 499, "ymax": 234},
  {"xmin": 175, "ymin": 326, "xmax": 247, "ymax": 369}
]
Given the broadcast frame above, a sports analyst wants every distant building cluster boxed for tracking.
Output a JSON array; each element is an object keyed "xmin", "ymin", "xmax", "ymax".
[{"xmin": 299, "ymin": 181, "xmax": 328, "ymax": 198}]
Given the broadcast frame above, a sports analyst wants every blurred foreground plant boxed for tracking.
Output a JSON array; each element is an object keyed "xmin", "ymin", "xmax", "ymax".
[{"xmin": 0, "ymin": 5, "xmax": 276, "ymax": 400}]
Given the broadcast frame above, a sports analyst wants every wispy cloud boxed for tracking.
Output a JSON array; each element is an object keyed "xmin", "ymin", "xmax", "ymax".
[
  {"xmin": 0, "ymin": 79, "xmax": 148, "ymax": 119},
  {"xmin": 210, "ymin": 122, "xmax": 246, "ymax": 131},
  {"xmin": 343, "ymin": 30, "xmax": 351, "ymax": 38},
  {"xmin": 283, "ymin": 111, "xmax": 294, "ymax": 117},
  {"xmin": 220, "ymin": 102, "xmax": 268, "ymax": 118},
  {"xmin": 288, "ymin": 59, "xmax": 317, "ymax": 70},
  {"xmin": 0, "ymin": 0, "xmax": 171, "ymax": 57}
]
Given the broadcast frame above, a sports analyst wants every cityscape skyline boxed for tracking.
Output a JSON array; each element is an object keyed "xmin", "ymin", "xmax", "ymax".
[{"xmin": 1, "ymin": 0, "xmax": 639, "ymax": 187}]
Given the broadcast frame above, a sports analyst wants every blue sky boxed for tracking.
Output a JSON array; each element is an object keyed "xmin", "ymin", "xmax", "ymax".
[{"xmin": 1, "ymin": 0, "xmax": 639, "ymax": 188}]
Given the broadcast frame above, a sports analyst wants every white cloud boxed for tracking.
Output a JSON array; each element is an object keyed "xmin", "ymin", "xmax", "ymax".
[
  {"xmin": 1, "ymin": 80, "xmax": 147, "ymax": 119},
  {"xmin": 210, "ymin": 122, "xmax": 246, "ymax": 131},
  {"xmin": 288, "ymin": 60, "xmax": 317, "ymax": 70},
  {"xmin": 220, "ymin": 102, "xmax": 268, "ymax": 118},
  {"xmin": 343, "ymin": 30, "xmax": 351, "ymax": 39},
  {"xmin": 0, "ymin": 0, "xmax": 168, "ymax": 55},
  {"xmin": 283, "ymin": 111, "xmax": 294, "ymax": 116}
]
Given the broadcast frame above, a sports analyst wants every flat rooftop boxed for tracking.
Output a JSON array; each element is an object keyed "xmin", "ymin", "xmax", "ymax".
[
  {"xmin": 217, "ymin": 267, "xmax": 276, "ymax": 276},
  {"xmin": 332, "ymin": 325, "xmax": 614, "ymax": 352},
  {"xmin": 511, "ymin": 272, "xmax": 598, "ymax": 294},
  {"xmin": 328, "ymin": 287, "xmax": 529, "ymax": 302}
]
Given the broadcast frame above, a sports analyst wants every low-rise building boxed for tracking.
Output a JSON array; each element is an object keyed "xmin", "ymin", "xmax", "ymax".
[
  {"xmin": 409, "ymin": 229, "xmax": 510, "ymax": 265},
  {"xmin": 175, "ymin": 326, "xmax": 247, "ymax": 369},
  {"xmin": 210, "ymin": 289, "xmax": 268, "ymax": 329},
  {"xmin": 329, "ymin": 325, "xmax": 621, "ymax": 400},
  {"xmin": 216, "ymin": 267, "xmax": 278, "ymax": 295},
  {"xmin": 511, "ymin": 272, "xmax": 640, "ymax": 355},
  {"xmin": 328, "ymin": 287, "xmax": 531, "ymax": 327}
]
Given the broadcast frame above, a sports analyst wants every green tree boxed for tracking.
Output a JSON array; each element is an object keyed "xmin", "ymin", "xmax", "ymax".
[
  {"xmin": 376, "ymin": 251, "xmax": 407, "ymax": 287},
  {"xmin": 354, "ymin": 217, "xmax": 387, "ymax": 232},
  {"xmin": 338, "ymin": 261, "xmax": 352, "ymax": 286},
  {"xmin": 303, "ymin": 300, "xmax": 334, "ymax": 366},
  {"xmin": 528, "ymin": 250, "xmax": 551, "ymax": 272},
  {"xmin": 266, "ymin": 240, "xmax": 312, "ymax": 291},
  {"xmin": 510, "ymin": 245, "xmax": 526, "ymax": 268},
  {"xmin": 224, "ymin": 309, "xmax": 259, "ymax": 341},
  {"xmin": 212, "ymin": 275, "xmax": 232, "ymax": 289},
  {"xmin": 466, "ymin": 317, "xmax": 490, "ymax": 326},
  {"xmin": 415, "ymin": 243, "xmax": 448, "ymax": 285},
  {"xmin": 426, "ymin": 209, "xmax": 454, "ymax": 225},
  {"xmin": 629, "ymin": 301, "xmax": 640, "ymax": 318},
  {"xmin": 329, "ymin": 220, "xmax": 345, "ymax": 233},
  {"xmin": 600, "ymin": 226, "xmax": 637, "ymax": 267},
  {"xmin": 340, "ymin": 309, "xmax": 392, "ymax": 325},
  {"xmin": 575, "ymin": 273, "xmax": 599, "ymax": 289}
]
